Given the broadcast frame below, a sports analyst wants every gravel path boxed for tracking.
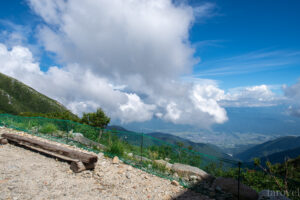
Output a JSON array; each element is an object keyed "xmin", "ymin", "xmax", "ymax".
[{"xmin": 0, "ymin": 128, "xmax": 209, "ymax": 200}]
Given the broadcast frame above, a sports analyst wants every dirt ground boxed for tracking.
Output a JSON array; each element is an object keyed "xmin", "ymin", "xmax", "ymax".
[{"xmin": 0, "ymin": 127, "xmax": 209, "ymax": 200}]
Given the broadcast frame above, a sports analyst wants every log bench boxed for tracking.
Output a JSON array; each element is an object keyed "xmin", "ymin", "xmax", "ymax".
[{"xmin": 1, "ymin": 133, "xmax": 98, "ymax": 173}]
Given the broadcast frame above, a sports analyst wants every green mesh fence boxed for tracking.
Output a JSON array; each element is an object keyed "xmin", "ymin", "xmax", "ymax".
[
  {"xmin": 0, "ymin": 114, "xmax": 240, "ymax": 186},
  {"xmin": 1, "ymin": 113, "xmax": 299, "ymax": 198}
]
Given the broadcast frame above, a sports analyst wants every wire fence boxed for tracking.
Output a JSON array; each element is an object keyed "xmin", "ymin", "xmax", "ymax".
[{"xmin": 0, "ymin": 113, "xmax": 299, "ymax": 199}]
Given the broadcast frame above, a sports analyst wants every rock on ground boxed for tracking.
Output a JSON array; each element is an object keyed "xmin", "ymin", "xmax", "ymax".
[
  {"xmin": 171, "ymin": 163, "xmax": 212, "ymax": 181},
  {"xmin": 213, "ymin": 177, "xmax": 259, "ymax": 200}
]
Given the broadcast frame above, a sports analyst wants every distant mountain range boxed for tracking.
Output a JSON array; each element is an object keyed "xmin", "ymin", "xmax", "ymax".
[
  {"xmin": 108, "ymin": 125, "xmax": 232, "ymax": 160},
  {"xmin": 257, "ymin": 146, "xmax": 300, "ymax": 165},
  {"xmin": 0, "ymin": 72, "xmax": 71, "ymax": 114},
  {"xmin": 235, "ymin": 136, "xmax": 300, "ymax": 163},
  {"xmin": 147, "ymin": 132, "xmax": 232, "ymax": 160}
]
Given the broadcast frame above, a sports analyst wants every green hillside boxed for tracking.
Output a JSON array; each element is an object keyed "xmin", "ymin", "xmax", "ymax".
[
  {"xmin": 0, "ymin": 72, "xmax": 72, "ymax": 115},
  {"xmin": 147, "ymin": 132, "xmax": 231, "ymax": 159},
  {"xmin": 258, "ymin": 146, "xmax": 300, "ymax": 165},
  {"xmin": 235, "ymin": 136, "xmax": 300, "ymax": 161}
]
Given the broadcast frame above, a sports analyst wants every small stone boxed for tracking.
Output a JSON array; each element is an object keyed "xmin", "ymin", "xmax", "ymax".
[
  {"xmin": 173, "ymin": 173, "xmax": 179, "ymax": 178},
  {"xmin": 171, "ymin": 180, "xmax": 179, "ymax": 186},
  {"xmin": 127, "ymin": 166, "xmax": 133, "ymax": 171},
  {"xmin": 96, "ymin": 172, "xmax": 102, "ymax": 177},
  {"xmin": 126, "ymin": 173, "xmax": 131, "ymax": 179},
  {"xmin": 112, "ymin": 156, "xmax": 119, "ymax": 164},
  {"xmin": 8, "ymin": 186, "xmax": 16, "ymax": 190},
  {"xmin": 189, "ymin": 175, "xmax": 198, "ymax": 181},
  {"xmin": 97, "ymin": 152, "xmax": 104, "ymax": 159}
]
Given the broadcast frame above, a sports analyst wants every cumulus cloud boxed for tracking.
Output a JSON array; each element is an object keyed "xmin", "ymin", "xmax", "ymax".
[
  {"xmin": 0, "ymin": 43, "xmax": 228, "ymax": 127},
  {"xmin": 30, "ymin": 0, "xmax": 197, "ymax": 83},
  {"xmin": 2, "ymin": 0, "xmax": 284, "ymax": 127},
  {"xmin": 0, "ymin": 43, "xmax": 285, "ymax": 127},
  {"xmin": 24, "ymin": 0, "xmax": 230, "ymax": 127},
  {"xmin": 220, "ymin": 85, "xmax": 283, "ymax": 107},
  {"xmin": 0, "ymin": 44, "xmax": 154, "ymax": 122},
  {"xmin": 284, "ymin": 80, "xmax": 300, "ymax": 117}
]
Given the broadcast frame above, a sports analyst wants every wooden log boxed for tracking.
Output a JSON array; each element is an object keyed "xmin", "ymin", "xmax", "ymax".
[
  {"xmin": 70, "ymin": 161, "xmax": 86, "ymax": 173},
  {"xmin": 2, "ymin": 133, "xmax": 97, "ymax": 164},
  {"xmin": 70, "ymin": 161, "xmax": 96, "ymax": 173},
  {"xmin": 0, "ymin": 138, "xmax": 8, "ymax": 145}
]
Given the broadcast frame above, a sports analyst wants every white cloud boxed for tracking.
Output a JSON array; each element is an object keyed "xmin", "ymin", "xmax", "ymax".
[
  {"xmin": 26, "ymin": 0, "xmax": 230, "ymax": 127},
  {"xmin": 31, "ymin": 0, "xmax": 197, "ymax": 83},
  {"xmin": 220, "ymin": 85, "xmax": 284, "ymax": 107},
  {"xmin": 1, "ymin": 0, "xmax": 287, "ymax": 127},
  {"xmin": 0, "ymin": 43, "xmax": 287, "ymax": 127},
  {"xmin": 119, "ymin": 94, "xmax": 156, "ymax": 123},
  {"xmin": 0, "ymin": 44, "xmax": 152, "ymax": 121},
  {"xmin": 0, "ymin": 42, "xmax": 229, "ymax": 127},
  {"xmin": 284, "ymin": 80, "xmax": 300, "ymax": 117}
]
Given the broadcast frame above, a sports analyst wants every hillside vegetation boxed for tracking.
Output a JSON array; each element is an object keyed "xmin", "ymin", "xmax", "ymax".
[
  {"xmin": 235, "ymin": 136, "xmax": 300, "ymax": 161},
  {"xmin": 0, "ymin": 72, "xmax": 74, "ymax": 115},
  {"xmin": 148, "ymin": 132, "xmax": 231, "ymax": 160}
]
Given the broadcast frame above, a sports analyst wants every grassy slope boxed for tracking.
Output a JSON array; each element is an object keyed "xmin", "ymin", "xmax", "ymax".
[{"xmin": 0, "ymin": 72, "xmax": 71, "ymax": 114}]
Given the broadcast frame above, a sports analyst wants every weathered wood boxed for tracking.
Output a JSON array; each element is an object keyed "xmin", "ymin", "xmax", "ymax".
[
  {"xmin": 18, "ymin": 141, "xmax": 79, "ymax": 163},
  {"xmin": 0, "ymin": 138, "xmax": 8, "ymax": 145},
  {"xmin": 70, "ymin": 161, "xmax": 95, "ymax": 173},
  {"xmin": 70, "ymin": 161, "xmax": 86, "ymax": 173},
  {"xmin": 2, "ymin": 133, "xmax": 97, "ymax": 164}
]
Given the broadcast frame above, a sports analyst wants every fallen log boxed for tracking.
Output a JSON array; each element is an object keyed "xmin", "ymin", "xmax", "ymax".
[
  {"xmin": 2, "ymin": 133, "xmax": 98, "ymax": 165},
  {"xmin": 70, "ymin": 161, "xmax": 96, "ymax": 173}
]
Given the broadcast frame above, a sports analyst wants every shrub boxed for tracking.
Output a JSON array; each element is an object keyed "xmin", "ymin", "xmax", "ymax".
[
  {"xmin": 40, "ymin": 123, "xmax": 57, "ymax": 134},
  {"xmin": 108, "ymin": 140, "xmax": 125, "ymax": 157},
  {"xmin": 152, "ymin": 161, "xmax": 167, "ymax": 173}
]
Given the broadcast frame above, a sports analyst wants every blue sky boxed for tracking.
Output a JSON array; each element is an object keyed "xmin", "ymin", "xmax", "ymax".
[
  {"xmin": 0, "ymin": 0, "xmax": 300, "ymax": 135},
  {"xmin": 189, "ymin": 0, "xmax": 300, "ymax": 89},
  {"xmin": 1, "ymin": 0, "xmax": 299, "ymax": 89}
]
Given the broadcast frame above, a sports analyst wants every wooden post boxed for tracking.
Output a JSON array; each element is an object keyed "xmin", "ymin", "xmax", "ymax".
[{"xmin": 238, "ymin": 161, "xmax": 241, "ymax": 200}]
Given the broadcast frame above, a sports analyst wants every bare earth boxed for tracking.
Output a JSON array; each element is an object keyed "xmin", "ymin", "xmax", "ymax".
[{"xmin": 0, "ymin": 127, "xmax": 209, "ymax": 200}]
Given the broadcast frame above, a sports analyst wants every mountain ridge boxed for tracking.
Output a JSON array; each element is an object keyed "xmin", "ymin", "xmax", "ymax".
[
  {"xmin": 0, "ymin": 72, "xmax": 73, "ymax": 115},
  {"xmin": 235, "ymin": 136, "xmax": 300, "ymax": 161},
  {"xmin": 147, "ymin": 132, "xmax": 232, "ymax": 159}
]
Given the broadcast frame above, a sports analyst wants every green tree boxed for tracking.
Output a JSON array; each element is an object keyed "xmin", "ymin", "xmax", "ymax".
[{"xmin": 81, "ymin": 108, "xmax": 110, "ymax": 140}]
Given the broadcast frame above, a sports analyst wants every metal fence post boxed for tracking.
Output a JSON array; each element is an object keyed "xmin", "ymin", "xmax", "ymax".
[
  {"xmin": 66, "ymin": 121, "xmax": 69, "ymax": 143},
  {"xmin": 140, "ymin": 132, "xmax": 144, "ymax": 164},
  {"xmin": 238, "ymin": 161, "xmax": 241, "ymax": 200}
]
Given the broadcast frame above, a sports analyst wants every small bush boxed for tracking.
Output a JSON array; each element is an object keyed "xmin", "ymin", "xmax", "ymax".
[
  {"xmin": 152, "ymin": 161, "xmax": 167, "ymax": 173},
  {"xmin": 108, "ymin": 141, "xmax": 124, "ymax": 157},
  {"xmin": 40, "ymin": 123, "xmax": 58, "ymax": 134}
]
